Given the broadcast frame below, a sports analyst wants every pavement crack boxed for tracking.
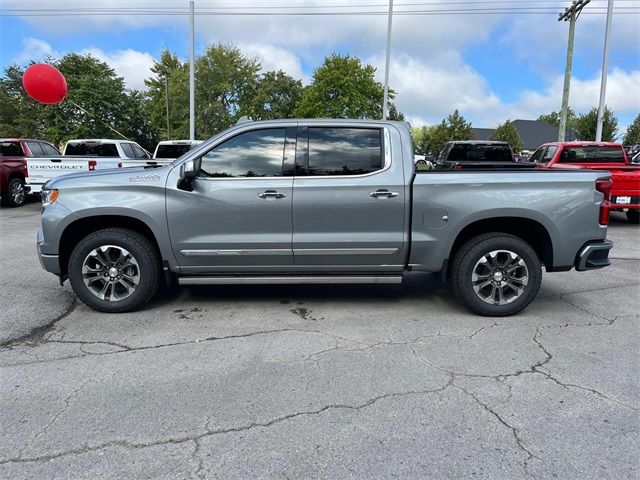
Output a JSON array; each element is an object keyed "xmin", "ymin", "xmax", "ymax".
[
  {"xmin": 0, "ymin": 381, "xmax": 454, "ymax": 467},
  {"xmin": 453, "ymin": 383, "xmax": 537, "ymax": 478},
  {"xmin": 0, "ymin": 296, "xmax": 78, "ymax": 348},
  {"xmin": 468, "ymin": 321, "xmax": 499, "ymax": 340}
]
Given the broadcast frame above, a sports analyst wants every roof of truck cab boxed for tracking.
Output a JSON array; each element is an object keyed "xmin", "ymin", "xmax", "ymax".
[
  {"xmin": 542, "ymin": 141, "xmax": 622, "ymax": 147},
  {"xmin": 66, "ymin": 139, "xmax": 137, "ymax": 143}
]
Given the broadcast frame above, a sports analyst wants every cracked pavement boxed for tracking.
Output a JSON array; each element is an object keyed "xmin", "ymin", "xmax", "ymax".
[{"xmin": 1, "ymin": 202, "xmax": 639, "ymax": 479}]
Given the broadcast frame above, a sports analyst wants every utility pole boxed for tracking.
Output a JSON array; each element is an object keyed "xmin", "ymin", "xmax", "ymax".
[
  {"xmin": 165, "ymin": 74, "xmax": 171, "ymax": 139},
  {"xmin": 558, "ymin": 0, "xmax": 590, "ymax": 141},
  {"xmin": 382, "ymin": 0, "xmax": 393, "ymax": 120},
  {"xmin": 189, "ymin": 0, "xmax": 195, "ymax": 141},
  {"xmin": 596, "ymin": 0, "xmax": 614, "ymax": 142}
]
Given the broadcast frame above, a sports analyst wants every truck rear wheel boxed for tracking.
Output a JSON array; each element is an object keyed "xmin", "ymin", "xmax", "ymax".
[
  {"xmin": 626, "ymin": 210, "xmax": 639, "ymax": 224},
  {"xmin": 1, "ymin": 177, "xmax": 26, "ymax": 207},
  {"xmin": 451, "ymin": 233, "xmax": 542, "ymax": 316},
  {"xmin": 68, "ymin": 228, "xmax": 161, "ymax": 312}
]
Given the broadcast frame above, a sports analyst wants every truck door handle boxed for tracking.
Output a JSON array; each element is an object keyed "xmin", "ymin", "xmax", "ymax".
[
  {"xmin": 370, "ymin": 189, "xmax": 399, "ymax": 198},
  {"xmin": 258, "ymin": 190, "xmax": 287, "ymax": 199}
]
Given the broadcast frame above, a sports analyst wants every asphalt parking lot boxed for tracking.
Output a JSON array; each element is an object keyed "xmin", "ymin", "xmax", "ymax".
[{"xmin": 0, "ymin": 200, "xmax": 638, "ymax": 479}]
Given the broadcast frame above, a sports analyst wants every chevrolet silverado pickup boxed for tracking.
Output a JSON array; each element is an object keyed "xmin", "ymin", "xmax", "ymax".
[
  {"xmin": 533, "ymin": 141, "xmax": 640, "ymax": 223},
  {"xmin": 37, "ymin": 120, "xmax": 614, "ymax": 316},
  {"xmin": 0, "ymin": 138, "xmax": 60, "ymax": 207}
]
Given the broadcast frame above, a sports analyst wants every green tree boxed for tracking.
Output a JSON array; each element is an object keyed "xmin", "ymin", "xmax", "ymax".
[
  {"xmin": 428, "ymin": 110, "xmax": 473, "ymax": 156},
  {"xmin": 411, "ymin": 125, "xmax": 437, "ymax": 155},
  {"xmin": 622, "ymin": 114, "xmax": 640, "ymax": 145},
  {"xmin": 0, "ymin": 65, "xmax": 47, "ymax": 139},
  {"xmin": 537, "ymin": 108, "xmax": 577, "ymax": 128},
  {"xmin": 248, "ymin": 70, "xmax": 303, "ymax": 120},
  {"xmin": 144, "ymin": 50, "xmax": 190, "ymax": 140},
  {"xmin": 195, "ymin": 44, "xmax": 260, "ymax": 137},
  {"xmin": 294, "ymin": 54, "xmax": 402, "ymax": 119},
  {"xmin": 574, "ymin": 106, "xmax": 618, "ymax": 141},
  {"xmin": 490, "ymin": 119, "xmax": 524, "ymax": 153}
]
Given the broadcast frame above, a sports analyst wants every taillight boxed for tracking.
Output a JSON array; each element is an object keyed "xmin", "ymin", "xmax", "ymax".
[
  {"xmin": 88, "ymin": 160, "xmax": 96, "ymax": 171},
  {"xmin": 596, "ymin": 178, "xmax": 612, "ymax": 226},
  {"xmin": 23, "ymin": 162, "xmax": 29, "ymax": 178}
]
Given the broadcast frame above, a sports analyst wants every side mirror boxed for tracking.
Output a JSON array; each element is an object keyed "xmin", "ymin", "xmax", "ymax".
[
  {"xmin": 178, "ymin": 159, "xmax": 199, "ymax": 191},
  {"xmin": 180, "ymin": 159, "xmax": 198, "ymax": 180}
]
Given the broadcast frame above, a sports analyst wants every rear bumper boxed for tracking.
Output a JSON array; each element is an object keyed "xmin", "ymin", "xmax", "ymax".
[{"xmin": 575, "ymin": 240, "xmax": 613, "ymax": 271}]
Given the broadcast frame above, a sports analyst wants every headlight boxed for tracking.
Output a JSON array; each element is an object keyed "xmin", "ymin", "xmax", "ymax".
[{"xmin": 41, "ymin": 189, "xmax": 59, "ymax": 207}]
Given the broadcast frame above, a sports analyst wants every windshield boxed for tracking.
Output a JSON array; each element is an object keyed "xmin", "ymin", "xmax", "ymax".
[
  {"xmin": 155, "ymin": 144, "xmax": 193, "ymax": 159},
  {"xmin": 447, "ymin": 144, "xmax": 513, "ymax": 162},
  {"xmin": 65, "ymin": 143, "xmax": 119, "ymax": 157}
]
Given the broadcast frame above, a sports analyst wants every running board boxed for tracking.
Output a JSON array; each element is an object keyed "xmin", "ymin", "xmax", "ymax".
[{"xmin": 177, "ymin": 275, "xmax": 403, "ymax": 285}]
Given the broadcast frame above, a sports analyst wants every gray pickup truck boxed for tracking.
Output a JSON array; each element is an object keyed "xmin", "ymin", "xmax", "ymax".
[{"xmin": 37, "ymin": 119, "xmax": 613, "ymax": 316}]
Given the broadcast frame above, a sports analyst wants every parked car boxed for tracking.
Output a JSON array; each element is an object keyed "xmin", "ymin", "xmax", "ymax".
[
  {"xmin": 37, "ymin": 119, "xmax": 613, "ymax": 316},
  {"xmin": 153, "ymin": 140, "xmax": 203, "ymax": 159},
  {"xmin": 532, "ymin": 141, "xmax": 640, "ymax": 224},
  {"xmin": 63, "ymin": 139, "xmax": 150, "ymax": 162},
  {"xmin": 435, "ymin": 141, "xmax": 532, "ymax": 169},
  {"xmin": 0, "ymin": 138, "xmax": 60, "ymax": 207}
]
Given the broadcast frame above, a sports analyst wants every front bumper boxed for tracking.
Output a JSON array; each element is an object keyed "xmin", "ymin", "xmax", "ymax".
[
  {"xmin": 575, "ymin": 240, "xmax": 613, "ymax": 271},
  {"xmin": 37, "ymin": 229, "xmax": 61, "ymax": 275}
]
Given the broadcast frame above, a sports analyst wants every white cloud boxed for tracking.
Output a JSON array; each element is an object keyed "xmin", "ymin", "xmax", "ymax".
[
  {"xmin": 14, "ymin": 37, "xmax": 58, "ymax": 64},
  {"xmin": 81, "ymin": 48, "xmax": 155, "ymax": 91},
  {"xmin": 236, "ymin": 43, "xmax": 308, "ymax": 83}
]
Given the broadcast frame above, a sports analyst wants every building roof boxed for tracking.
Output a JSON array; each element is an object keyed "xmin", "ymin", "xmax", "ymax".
[{"xmin": 472, "ymin": 119, "xmax": 579, "ymax": 151}]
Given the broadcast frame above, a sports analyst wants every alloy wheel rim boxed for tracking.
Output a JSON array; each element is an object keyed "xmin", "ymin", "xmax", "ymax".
[
  {"xmin": 11, "ymin": 181, "xmax": 25, "ymax": 204},
  {"xmin": 471, "ymin": 250, "xmax": 529, "ymax": 305},
  {"xmin": 82, "ymin": 245, "xmax": 140, "ymax": 302}
]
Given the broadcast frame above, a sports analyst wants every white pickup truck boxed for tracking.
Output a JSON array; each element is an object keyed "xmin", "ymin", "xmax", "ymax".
[{"xmin": 26, "ymin": 139, "xmax": 151, "ymax": 193}]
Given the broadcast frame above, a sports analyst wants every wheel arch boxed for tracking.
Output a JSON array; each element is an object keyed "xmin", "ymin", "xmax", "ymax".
[
  {"xmin": 448, "ymin": 216, "xmax": 555, "ymax": 272},
  {"xmin": 58, "ymin": 215, "xmax": 164, "ymax": 276}
]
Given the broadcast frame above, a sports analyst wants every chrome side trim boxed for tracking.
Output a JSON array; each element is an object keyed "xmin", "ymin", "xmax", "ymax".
[
  {"xmin": 178, "ymin": 275, "xmax": 403, "ymax": 285},
  {"xmin": 180, "ymin": 249, "xmax": 292, "ymax": 256},
  {"xmin": 293, "ymin": 248, "xmax": 399, "ymax": 255}
]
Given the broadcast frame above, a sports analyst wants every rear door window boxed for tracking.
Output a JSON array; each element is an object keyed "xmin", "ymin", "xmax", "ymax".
[
  {"xmin": 0, "ymin": 142, "xmax": 23, "ymax": 156},
  {"xmin": 559, "ymin": 146, "xmax": 625, "ymax": 163},
  {"xmin": 306, "ymin": 127, "xmax": 383, "ymax": 176},
  {"xmin": 26, "ymin": 141, "xmax": 44, "ymax": 156}
]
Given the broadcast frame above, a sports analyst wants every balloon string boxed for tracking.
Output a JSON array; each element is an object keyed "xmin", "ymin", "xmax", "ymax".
[{"xmin": 66, "ymin": 99, "xmax": 130, "ymax": 141}]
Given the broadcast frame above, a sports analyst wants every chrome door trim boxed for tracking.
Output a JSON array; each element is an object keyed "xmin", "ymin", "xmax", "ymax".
[
  {"xmin": 293, "ymin": 248, "xmax": 398, "ymax": 256},
  {"xmin": 180, "ymin": 249, "xmax": 292, "ymax": 256},
  {"xmin": 178, "ymin": 275, "xmax": 403, "ymax": 285}
]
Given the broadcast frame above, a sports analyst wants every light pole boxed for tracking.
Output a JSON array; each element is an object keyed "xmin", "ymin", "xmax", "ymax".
[
  {"xmin": 189, "ymin": 0, "xmax": 195, "ymax": 141},
  {"xmin": 558, "ymin": 0, "xmax": 590, "ymax": 141},
  {"xmin": 596, "ymin": 0, "xmax": 614, "ymax": 142},
  {"xmin": 382, "ymin": 0, "xmax": 393, "ymax": 120}
]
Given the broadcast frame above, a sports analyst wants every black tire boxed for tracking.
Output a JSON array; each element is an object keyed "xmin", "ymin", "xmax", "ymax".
[
  {"xmin": 1, "ymin": 177, "xmax": 26, "ymax": 207},
  {"xmin": 626, "ymin": 210, "xmax": 640, "ymax": 224},
  {"xmin": 451, "ymin": 233, "xmax": 542, "ymax": 316},
  {"xmin": 68, "ymin": 228, "xmax": 161, "ymax": 313}
]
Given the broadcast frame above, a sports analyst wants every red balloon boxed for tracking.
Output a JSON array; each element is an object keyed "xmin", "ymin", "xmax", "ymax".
[{"xmin": 22, "ymin": 63, "xmax": 68, "ymax": 105}]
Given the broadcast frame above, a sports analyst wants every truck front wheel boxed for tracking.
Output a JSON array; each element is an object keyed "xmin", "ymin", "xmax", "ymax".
[
  {"xmin": 451, "ymin": 233, "xmax": 542, "ymax": 316},
  {"xmin": 68, "ymin": 228, "xmax": 161, "ymax": 312}
]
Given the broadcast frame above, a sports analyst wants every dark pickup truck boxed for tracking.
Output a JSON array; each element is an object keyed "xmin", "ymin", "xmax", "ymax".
[
  {"xmin": 434, "ymin": 141, "xmax": 531, "ymax": 170},
  {"xmin": 0, "ymin": 138, "xmax": 60, "ymax": 207}
]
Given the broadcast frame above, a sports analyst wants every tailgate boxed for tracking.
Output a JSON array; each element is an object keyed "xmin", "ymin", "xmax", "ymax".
[
  {"xmin": 26, "ymin": 157, "xmax": 89, "ymax": 192},
  {"xmin": 611, "ymin": 169, "xmax": 640, "ymax": 206}
]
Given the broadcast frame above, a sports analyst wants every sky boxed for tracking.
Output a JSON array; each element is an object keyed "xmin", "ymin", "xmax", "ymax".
[{"xmin": 1, "ymin": 0, "xmax": 639, "ymax": 133}]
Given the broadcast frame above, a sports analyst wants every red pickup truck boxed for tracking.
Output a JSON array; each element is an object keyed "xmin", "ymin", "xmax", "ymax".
[
  {"xmin": 532, "ymin": 141, "xmax": 640, "ymax": 224},
  {"xmin": 0, "ymin": 138, "xmax": 60, "ymax": 207}
]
